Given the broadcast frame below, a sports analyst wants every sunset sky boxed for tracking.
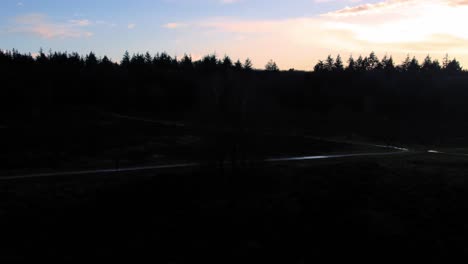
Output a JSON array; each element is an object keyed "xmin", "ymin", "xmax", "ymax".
[{"xmin": 1, "ymin": 0, "xmax": 468, "ymax": 70}]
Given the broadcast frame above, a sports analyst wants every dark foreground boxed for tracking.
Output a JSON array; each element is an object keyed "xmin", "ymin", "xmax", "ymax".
[{"xmin": 2, "ymin": 152, "xmax": 468, "ymax": 262}]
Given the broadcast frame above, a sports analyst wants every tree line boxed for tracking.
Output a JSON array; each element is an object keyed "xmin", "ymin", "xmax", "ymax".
[
  {"xmin": 0, "ymin": 49, "xmax": 256, "ymax": 119},
  {"xmin": 314, "ymin": 52, "xmax": 462, "ymax": 74},
  {"xmin": 2, "ymin": 48, "xmax": 468, "ymax": 145}
]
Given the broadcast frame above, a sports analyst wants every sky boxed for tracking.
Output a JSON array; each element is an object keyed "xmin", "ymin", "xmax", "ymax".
[{"xmin": 1, "ymin": 0, "xmax": 468, "ymax": 70}]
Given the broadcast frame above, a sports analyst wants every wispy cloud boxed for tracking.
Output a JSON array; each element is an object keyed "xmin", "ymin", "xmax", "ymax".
[
  {"xmin": 127, "ymin": 23, "xmax": 136, "ymax": 29},
  {"xmin": 324, "ymin": 0, "xmax": 415, "ymax": 16},
  {"xmin": 323, "ymin": 0, "xmax": 468, "ymax": 44},
  {"xmin": 220, "ymin": 0, "xmax": 242, "ymax": 4},
  {"xmin": 446, "ymin": 0, "xmax": 468, "ymax": 6},
  {"xmin": 162, "ymin": 0, "xmax": 468, "ymax": 69},
  {"xmin": 95, "ymin": 20, "xmax": 117, "ymax": 27},
  {"xmin": 9, "ymin": 14, "xmax": 94, "ymax": 38},
  {"xmin": 162, "ymin": 22, "xmax": 187, "ymax": 29},
  {"xmin": 69, "ymin": 19, "xmax": 92, "ymax": 27},
  {"xmin": 314, "ymin": 0, "xmax": 363, "ymax": 3},
  {"xmin": 196, "ymin": 0, "xmax": 468, "ymax": 48}
]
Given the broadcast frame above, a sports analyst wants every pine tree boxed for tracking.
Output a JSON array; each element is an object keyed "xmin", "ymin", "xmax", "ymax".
[
  {"xmin": 36, "ymin": 48, "xmax": 48, "ymax": 64},
  {"xmin": 244, "ymin": 58, "xmax": 253, "ymax": 71},
  {"xmin": 356, "ymin": 55, "xmax": 368, "ymax": 72},
  {"xmin": 422, "ymin": 55, "xmax": 432, "ymax": 72},
  {"xmin": 144, "ymin": 52, "xmax": 152, "ymax": 64},
  {"xmin": 442, "ymin": 54, "xmax": 450, "ymax": 69},
  {"xmin": 334, "ymin": 55, "xmax": 344, "ymax": 71},
  {"xmin": 121, "ymin": 50, "xmax": 130, "ymax": 66},
  {"xmin": 314, "ymin": 60, "xmax": 325, "ymax": 72},
  {"xmin": 85, "ymin": 52, "xmax": 98, "ymax": 67},
  {"xmin": 180, "ymin": 54, "xmax": 193, "ymax": 69},
  {"xmin": 234, "ymin": 59, "xmax": 243, "ymax": 71},
  {"xmin": 384, "ymin": 56, "xmax": 395, "ymax": 72},
  {"xmin": 446, "ymin": 58, "xmax": 462, "ymax": 73},
  {"xmin": 200, "ymin": 54, "xmax": 218, "ymax": 71},
  {"xmin": 222, "ymin": 55, "xmax": 233, "ymax": 69},
  {"xmin": 400, "ymin": 55, "xmax": 411, "ymax": 72},
  {"xmin": 346, "ymin": 55, "xmax": 356, "ymax": 72},
  {"xmin": 408, "ymin": 56, "xmax": 420, "ymax": 72},
  {"xmin": 101, "ymin": 55, "xmax": 112, "ymax": 65},
  {"xmin": 432, "ymin": 59, "xmax": 441, "ymax": 71},
  {"xmin": 325, "ymin": 55, "xmax": 335, "ymax": 71},
  {"xmin": 367, "ymin": 51, "xmax": 379, "ymax": 70}
]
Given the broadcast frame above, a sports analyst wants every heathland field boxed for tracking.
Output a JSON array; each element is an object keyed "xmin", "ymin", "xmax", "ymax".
[{"xmin": 2, "ymin": 118, "xmax": 468, "ymax": 262}]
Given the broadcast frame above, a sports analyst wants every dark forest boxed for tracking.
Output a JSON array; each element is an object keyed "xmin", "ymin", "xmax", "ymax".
[{"xmin": 2, "ymin": 49, "xmax": 467, "ymax": 144}]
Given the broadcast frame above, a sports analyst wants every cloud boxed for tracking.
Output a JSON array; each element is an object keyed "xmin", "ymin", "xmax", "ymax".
[
  {"xmin": 393, "ymin": 34, "xmax": 468, "ymax": 52},
  {"xmin": 96, "ymin": 20, "xmax": 117, "ymax": 27},
  {"xmin": 314, "ymin": 0, "xmax": 362, "ymax": 3},
  {"xmin": 17, "ymin": 2, "xmax": 24, "ymax": 6},
  {"xmin": 9, "ymin": 14, "xmax": 94, "ymax": 39},
  {"xmin": 220, "ymin": 0, "xmax": 242, "ymax": 4},
  {"xmin": 69, "ymin": 19, "xmax": 91, "ymax": 26},
  {"xmin": 196, "ymin": 18, "xmax": 290, "ymax": 34},
  {"xmin": 164, "ymin": 0, "xmax": 468, "ymax": 69},
  {"xmin": 446, "ymin": 0, "xmax": 468, "ymax": 5},
  {"xmin": 325, "ymin": 0, "xmax": 415, "ymax": 16},
  {"xmin": 127, "ymin": 23, "xmax": 136, "ymax": 29},
  {"xmin": 322, "ymin": 0, "xmax": 468, "ymax": 44},
  {"xmin": 162, "ymin": 22, "xmax": 187, "ymax": 29}
]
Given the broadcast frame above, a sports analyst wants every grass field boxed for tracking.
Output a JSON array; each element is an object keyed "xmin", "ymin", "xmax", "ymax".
[
  {"xmin": 1, "ymin": 108, "xmax": 394, "ymax": 176},
  {"xmin": 2, "ymin": 151, "xmax": 468, "ymax": 262},
  {"xmin": 4, "ymin": 109, "xmax": 468, "ymax": 262}
]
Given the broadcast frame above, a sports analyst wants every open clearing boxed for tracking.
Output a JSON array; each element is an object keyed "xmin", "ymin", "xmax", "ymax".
[{"xmin": 2, "ymin": 151, "xmax": 468, "ymax": 262}]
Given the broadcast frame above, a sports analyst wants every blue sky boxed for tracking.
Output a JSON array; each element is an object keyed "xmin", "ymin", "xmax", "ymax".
[{"xmin": 2, "ymin": 0, "xmax": 468, "ymax": 70}]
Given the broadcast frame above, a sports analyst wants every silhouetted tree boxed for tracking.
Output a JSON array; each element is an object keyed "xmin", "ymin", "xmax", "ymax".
[
  {"xmin": 244, "ymin": 58, "xmax": 253, "ymax": 71},
  {"xmin": 234, "ymin": 59, "xmax": 243, "ymax": 71},
  {"xmin": 399, "ymin": 55, "xmax": 411, "ymax": 72},
  {"xmin": 445, "ymin": 58, "xmax": 462, "ymax": 73},
  {"xmin": 180, "ymin": 54, "xmax": 193, "ymax": 70},
  {"xmin": 222, "ymin": 55, "xmax": 233, "ymax": 70},
  {"xmin": 144, "ymin": 52, "xmax": 152, "ymax": 64},
  {"xmin": 325, "ymin": 55, "xmax": 335, "ymax": 72},
  {"xmin": 36, "ymin": 48, "xmax": 48, "ymax": 64},
  {"xmin": 314, "ymin": 60, "xmax": 325, "ymax": 72},
  {"xmin": 153, "ymin": 52, "xmax": 175, "ymax": 69},
  {"xmin": 408, "ymin": 57, "xmax": 420, "ymax": 72},
  {"xmin": 131, "ymin": 53, "xmax": 145, "ymax": 65},
  {"xmin": 101, "ymin": 56, "xmax": 112, "ymax": 65},
  {"xmin": 367, "ymin": 52, "xmax": 380, "ymax": 71},
  {"xmin": 442, "ymin": 54, "xmax": 450, "ymax": 69},
  {"xmin": 199, "ymin": 54, "xmax": 218, "ymax": 71},
  {"xmin": 422, "ymin": 55, "xmax": 432, "ymax": 71},
  {"xmin": 334, "ymin": 55, "xmax": 344, "ymax": 72},
  {"xmin": 265, "ymin": 59, "xmax": 279, "ymax": 71},
  {"xmin": 3, "ymin": 47, "xmax": 468, "ymax": 148},
  {"xmin": 356, "ymin": 55, "xmax": 368, "ymax": 72},
  {"xmin": 346, "ymin": 55, "xmax": 356, "ymax": 72},
  {"xmin": 432, "ymin": 60, "xmax": 441, "ymax": 71},
  {"xmin": 85, "ymin": 52, "xmax": 98, "ymax": 67},
  {"xmin": 121, "ymin": 51, "xmax": 131, "ymax": 66},
  {"xmin": 422, "ymin": 55, "xmax": 441, "ymax": 73},
  {"xmin": 381, "ymin": 55, "xmax": 395, "ymax": 72}
]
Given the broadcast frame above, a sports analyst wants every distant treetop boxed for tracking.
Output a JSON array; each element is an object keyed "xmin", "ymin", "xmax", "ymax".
[
  {"xmin": 313, "ymin": 52, "xmax": 463, "ymax": 74},
  {"xmin": 0, "ymin": 48, "xmax": 464, "ymax": 74},
  {"xmin": 265, "ymin": 59, "xmax": 279, "ymax": 71}
]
